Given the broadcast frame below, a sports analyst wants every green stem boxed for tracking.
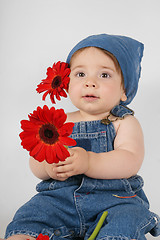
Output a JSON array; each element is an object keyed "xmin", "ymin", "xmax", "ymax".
[{"xmin": 88, "ymin": 211, "xmax": 108, "ymax": 240}]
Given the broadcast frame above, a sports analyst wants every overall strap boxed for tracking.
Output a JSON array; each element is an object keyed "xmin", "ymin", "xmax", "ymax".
[{"xmin": 101, "ymin": 105, "xmax": 134, "ymax": 125}]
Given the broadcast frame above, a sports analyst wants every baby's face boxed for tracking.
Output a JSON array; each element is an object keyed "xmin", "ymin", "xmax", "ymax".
[{"xmin": 68, "ymin": 47, "xmax": 127, "ymax": 120}]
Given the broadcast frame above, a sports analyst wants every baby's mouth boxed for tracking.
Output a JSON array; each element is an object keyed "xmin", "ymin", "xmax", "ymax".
[{"xmin": 83, "ymin": 94, "xmax": 99, "ymax": 101}]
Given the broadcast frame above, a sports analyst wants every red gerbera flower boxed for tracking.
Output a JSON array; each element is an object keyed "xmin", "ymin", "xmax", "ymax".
[
  {"xmin": 36, "ymin": 233, "xmax": 49, "ymax": 240},
  {"xmin": 19, "ymin": 105, "xmax": 76, "ymax": 164},
  {"xmin": 36, "ymin": 61, "xmax": 71, "ymax": 104}
]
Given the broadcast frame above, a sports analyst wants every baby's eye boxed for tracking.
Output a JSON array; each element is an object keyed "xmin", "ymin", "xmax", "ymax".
[
  {"xmin": 77, "ymin": 72, "xmax": 85, "ymax": 77},
  {"xmin": 101, "ymin": 73, "xmax": 110, "ymax": 78}
]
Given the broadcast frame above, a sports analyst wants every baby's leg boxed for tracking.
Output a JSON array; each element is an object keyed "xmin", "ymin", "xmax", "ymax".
[
  {"xmin": 93, "ymin": 205, "xmax": 151, "ymax": 240},
  {"xmin": 6, "ymin": 235, "xmax": 36, "ymax": 240}
]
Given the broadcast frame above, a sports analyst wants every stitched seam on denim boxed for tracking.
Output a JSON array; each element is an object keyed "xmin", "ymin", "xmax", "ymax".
[
  {"xmin": 74, "ymin": 177, "xmax": 86, "ymax": 237},
  {"xmin": 98, "ymin": 235, "xmax": 129, "ymax": 240},
  {"xmin": 108, "ymin": 122, "xmax": 116, "ymax": 138},
  {"xmin": 130, "ymin": 175, "xmax": 144, "ymax": 192},
  {"xmin": 134, "ymin": 215, "xmax": 156, "ymax": 239},
  {"xmin": 125, "ymin": 177, "xmax": 144, "ymax": 195},
  {"xmin": 120, "ymin": 179, "xmax": 134, "ymax": 194},
  {"xmin": 100, "ymin": 131, "xmax": 107, "ymax": 152},
  {"xmin": 43, "ymin": 226, "xmax": 80, "ymax": 239},
  {"xmin": 5, "ymin": 230, "xmax": 38, "ymax": 239},
  {"xmin": 136, "ymin": 176, "xmax": 144, "ymax": 192},
  {"xmin": 71, "ymin": 132, "xmax": 106, "ymax": 139},
  {"xmin": 106, "ymin": 123, "xmax": 115, "ymax": 152},
  {"xmin": 50, "ymin": 233, "xmax": 54, "ymax": 239},
  {"xmin": 49, "ymin": 181, "xmax": 57, "ymax": 190},
  {"xmin": 60, "ymin": 227, "xmax": 80, "ymax": 238}
]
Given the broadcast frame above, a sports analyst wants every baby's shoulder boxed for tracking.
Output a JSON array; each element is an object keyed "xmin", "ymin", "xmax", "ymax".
[
  {"xmin": 113, "ymin": 114, "xmax": 142, "ymax": 134},
  {"xmin": 66, "ymin": 111, "xmax": 81, "ymax": 123}
]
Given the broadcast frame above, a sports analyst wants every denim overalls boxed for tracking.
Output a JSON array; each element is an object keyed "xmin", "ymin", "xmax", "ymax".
[{"xmin": 5, "ymin": 105, "xmax": 160, "ymax": 240}]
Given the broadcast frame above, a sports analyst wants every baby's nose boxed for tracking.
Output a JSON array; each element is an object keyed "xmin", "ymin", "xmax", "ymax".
[
  {"xmin": 85, "ymin": 78, "xmax": 97, "ymax": 88},
  {"xmin": 85, "ymin": 82, "xmax": 96, "ymax": 88}
]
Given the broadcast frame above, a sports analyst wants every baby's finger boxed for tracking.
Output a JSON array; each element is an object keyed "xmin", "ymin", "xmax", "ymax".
[
  {"xmin": 56, "ymin": 164, "xmax": 73, "ymax": 173},
  {"xmin": 56, "ymin": 161, "xmax": 66, "ymax": 166},
  {"xmin": 57, "ymin": 171, "xmax": 73, "ymax": 178},
  {"xmin": 57, "ymin": 156, "xmax": 73, "ymax": 166}
]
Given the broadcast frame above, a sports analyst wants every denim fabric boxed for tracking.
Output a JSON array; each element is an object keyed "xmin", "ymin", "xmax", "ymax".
[
  {"xmin": 5, "ymin": 105, "xmax": 160, "ymax": 239},
  {"xmin": 110, "ymin": 105, "xmax": 134, "ymax": 118}
]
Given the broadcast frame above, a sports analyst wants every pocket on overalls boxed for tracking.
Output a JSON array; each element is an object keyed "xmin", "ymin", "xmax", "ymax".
[
  {"xmin": 117, "ymin": 175, "xmax": 150, "ymax": 206},
  {"xmin": 120, "ymin": 175, "xmax": 144, "ymax": 194},
  {"xmin": 70, "ymin": 131, "xmax": 107, "ymax": 153},
  {"xmin": 127, "ymin": 175, "xmax": 144, "ymax": 192}
]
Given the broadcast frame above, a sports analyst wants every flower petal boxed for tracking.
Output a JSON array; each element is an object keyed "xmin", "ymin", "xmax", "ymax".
[
  {"xmin": 42, "ymin": 91, "xmax": 50, "ymax": 101},
  {"xmin": 46, "ymin": 145, "xmax": 59, "ymax": 163},
  {"xmin": 55, "ymin": 143, "xmax": 68, "ymax": 161},
  {"xmin": 50, "ymin": 94, "xmax": 56, "ymax": 104},
  {"xmin": 55, "ymin": 61, "xmax": 61, "ymax": 72},
  {"xmin": 59, "ymin": 89, "xmax": 67, "ymax": 98},
  {"xmin": 59, "ymin": 62, "xmax": 67, "ymax": 74},
  {"xmin": 34, "ymin": 144, "xmax": 46, "ymax": 162},
  {"xmin": 30, "ymin": 142, "xmax": 44, "ymax": 160},
  {"xmin": 42, "ymin": 105, "xmax": 53, "ymax": 123},
  {"xmin": 58, "ymin": 143, "xmax": 70, "ymax": 158},
  {"xmin": 52, "ymin": 109, "xmax": 66, "ymax": 128},
  {"xmin": 36, "ymin": 233, "xmax": 50, "ymax": 240},
  {"xmin": 59, "ymin": 136, "xmax": 77, "ymax": 146},
  {"xmin": 58, "ymin": 122, "xmax": 75, "ymax": 136},
  {"xmin": 20, "ymin": 120, "xmax": 39, "ymax": 132},
  {"xmin": 55, "ymin": 91, "xmax": 61, "ymax": 100},
  {"xmin": 21, "ymin": 135, "xmax": 38, "ymax": 151},
  {"xmin": 62, "ymin": 67, "xmax": 71, "ymax": 78}
]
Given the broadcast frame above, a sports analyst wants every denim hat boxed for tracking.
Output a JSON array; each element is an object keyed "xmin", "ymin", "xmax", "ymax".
[{"xmin": 66, "ymin": 34, "xmax": 144, "ymax": 105}]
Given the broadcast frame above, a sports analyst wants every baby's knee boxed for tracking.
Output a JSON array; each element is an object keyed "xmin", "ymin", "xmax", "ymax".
[{"xmin": 6, "ymin": 235, "xmax": 36, "ymax": 240}]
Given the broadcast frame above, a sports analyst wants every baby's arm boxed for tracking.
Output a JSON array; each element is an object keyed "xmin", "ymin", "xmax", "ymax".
[
  {"xmin": 55, "ymin": 115, "xmax": 144, "ymax": 179},
  {"xmin": 29, "ymin": 157, "xmax": 68, "ymax": 181},
  {"xmin": 85, "ymin": 115, "xmax": 144, "ymax": 179}
]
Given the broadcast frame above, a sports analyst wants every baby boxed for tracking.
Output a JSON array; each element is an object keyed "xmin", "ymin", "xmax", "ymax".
[{"xmin": 4, "ymin": 34, "xmax": 160, "ymax": 240}]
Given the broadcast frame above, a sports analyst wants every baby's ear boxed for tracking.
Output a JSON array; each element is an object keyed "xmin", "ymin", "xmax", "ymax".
[{"xmin": 121, "ymin": 92, "xmax": 127, "ymax": 102}]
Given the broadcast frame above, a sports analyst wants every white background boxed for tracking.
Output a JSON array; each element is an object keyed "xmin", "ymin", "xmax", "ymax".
[{"xmin": 0, "ymin": 0, "xmax": 160, "ymax": 239}]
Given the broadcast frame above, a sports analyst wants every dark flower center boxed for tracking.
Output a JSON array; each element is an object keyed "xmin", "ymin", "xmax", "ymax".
[
  {"xmin": 51, "ymin": 75, "xmax": 62, "ymax": 89},
  {"xmin": 44, "ymin": 129, "xmax": 54, "ymax": 138},
  {"xmin": 39, "ymin": 124, "xmax": 59, "ymax": 145}
]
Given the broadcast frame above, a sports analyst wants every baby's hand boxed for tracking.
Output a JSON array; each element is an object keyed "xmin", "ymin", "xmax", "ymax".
[
  {"xmin": 44, "ymin": 162, "xmax": 68, "ymax": 181},
  {"xmin": 54, "ymin": 147, "xmax": 89, "ymax": 179}
]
